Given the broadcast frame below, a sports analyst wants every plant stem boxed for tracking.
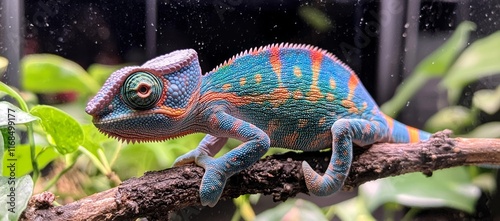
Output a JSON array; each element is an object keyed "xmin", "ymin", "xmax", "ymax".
[
  {"xmin": 42, "ymin": 157, "xmax": 77, "ymax": 192},
  {"xmin": 78, "ymin": 146, "xmax": 108, "ymax": 175}
]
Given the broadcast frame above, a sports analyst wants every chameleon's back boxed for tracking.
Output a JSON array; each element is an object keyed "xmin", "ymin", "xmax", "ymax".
[{"xmin": 199, "ymin": 44, "xmax": 386, "ymax": 150}]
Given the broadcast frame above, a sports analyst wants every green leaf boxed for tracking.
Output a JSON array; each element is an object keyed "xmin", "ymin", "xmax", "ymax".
[
  {"xmin": 442, "ymin": 31, "xmax": 500, "ymax": 103},
  {"xmin": 472, "ymin": 86, "xmax": 500, "ymax": 115},
  {"xmin": 381, "ymin": 21, "xmax": 476, "ymax": 116},
  {"xmin": 414, "ymin": 21, "xmax": 476, "ymax": 77},
  {"xmin": 0, "ymin": 56, "xmax": 7, "ymax": 74},
  {"xmin": 2, "ymin": 145, "xmax": 59, "ymax": 177},
  {"xmin": 463, "ymin": 122, "xmax": 500, "ymax": 138},
  {"xmin": 87, "ymin": 63, "xmax": 125, "ymax": 86},
  {"xmin": 0, "ymin": 102, "xmax": 39, "ymax": 127},
  {"xmin": 0, "ymin": 175, "xmax": 34, "ymax": 221},
  {"xmin": 21, "ymin": 54, "xmax": 100, "ymax": 95},
  {"xmin": 326, "ymin": 197, "xmax": 375, "ymax": 221},
  {"xmin": 30, "ymin": 105, "xmax": 84, "ymax": 154},
  {"xmin": 0, "ymin": 82, "xmax": 29, "ymax": 112},
  {"xmin": 424, "ymin": 106, "xmax": 474, "ymax": 133},
  {"xmin": 81, "ymin": 124, "xmax": 112, "ymax": 157},
  {"xmin": 361, "ymin": 167, "xmax": 479, "ymax": 213},
  {"xmin": 255, "ymin": 199, "xmax": 327, "ymax": 221}
]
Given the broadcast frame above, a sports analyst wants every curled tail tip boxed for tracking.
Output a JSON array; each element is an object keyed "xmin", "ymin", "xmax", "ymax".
[{"xmin": 301, "ymin": 161, "xmax": 344, "ymax": 196}]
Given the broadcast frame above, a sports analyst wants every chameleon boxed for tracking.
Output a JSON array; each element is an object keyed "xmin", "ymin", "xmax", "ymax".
[{"xmin": 86, "ymin": 43, "xmax": 430, "ymax": 207}]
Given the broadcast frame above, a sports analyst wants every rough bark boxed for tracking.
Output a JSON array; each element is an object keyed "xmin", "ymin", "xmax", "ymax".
[{"xmin": 20, "ymin": 130, "xmax": 500, "ymax": 220}]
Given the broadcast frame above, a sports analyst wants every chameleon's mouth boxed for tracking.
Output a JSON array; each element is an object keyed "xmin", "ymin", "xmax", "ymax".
[{"xmin": 95, "ymin": 126, "xmax": 169, "ymax": 144}]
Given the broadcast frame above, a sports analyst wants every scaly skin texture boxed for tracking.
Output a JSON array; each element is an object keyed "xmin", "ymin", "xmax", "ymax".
[{"xmin": 86, "ymin": 43, "xmax": 430, "ymax": 207}]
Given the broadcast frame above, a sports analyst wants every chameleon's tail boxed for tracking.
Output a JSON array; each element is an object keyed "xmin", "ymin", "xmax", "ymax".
[{"xmin": 383, "ymin": 115, "xmax": 431, "ymax": 143}]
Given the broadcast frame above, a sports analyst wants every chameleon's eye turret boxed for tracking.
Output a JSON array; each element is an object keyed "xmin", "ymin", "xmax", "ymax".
[{"xmin": 121, "ymin": 71, "xmax": 163, "ymax": 110}]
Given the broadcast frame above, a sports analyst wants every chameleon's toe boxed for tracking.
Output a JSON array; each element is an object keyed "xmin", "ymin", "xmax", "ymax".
[
  {"xmin": 199, "ymin": 165, "xmax": 227, "ymax": 207},
  {"xmin": 302, "ymin": 161, "xmax": 345, "ymax": 196},
  {"xmin": 173, "ymin": 149, "xmax": 205, "ymax": 167}
]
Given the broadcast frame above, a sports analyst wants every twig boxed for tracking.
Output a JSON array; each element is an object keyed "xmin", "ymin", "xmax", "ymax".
[{"xmin": 20, "ymin": 130, "xmax": 500, "ymax": 221}]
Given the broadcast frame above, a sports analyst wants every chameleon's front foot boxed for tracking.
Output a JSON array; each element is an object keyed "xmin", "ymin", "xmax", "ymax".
[
  {"xmin": 301, "ymin": 161, "xmax": 346, "ymax": 196},
  {"xmin": 173, "ymin": 150, "xmax": 228, "ymax": 207}
]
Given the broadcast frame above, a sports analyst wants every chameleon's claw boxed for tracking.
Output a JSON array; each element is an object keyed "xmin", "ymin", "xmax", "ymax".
[
  {"xmin": 173, "ymin": 150, "xmax": 228, "ymax": 207},
  {"xmin": 302, "ymin": 161, "xmax": 345, "ymax": 196},
  {"xmin": 173, "ymin": 149, "xmax": 206, "ymax": 167}
]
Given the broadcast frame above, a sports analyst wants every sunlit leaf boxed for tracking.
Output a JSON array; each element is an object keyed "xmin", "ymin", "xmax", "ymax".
[
  {"xmin": 0, "ymin": 56, "xmax": 7, "ymax": 74},
  {"xmin": 0, "ymin": 102, "xmax": 39, "ymax": 127},
  {"xmin": 2, "ymin": 145, "xmax": 59, "ymax": 177},
  {"xmin": 255, "ymin": 199, "xmax": 327, "ymax": 221},
  {"xmin": 442, "ymin": 31, "xmax": 500, "ymax": 103},
  {"xmin": 424, "ymin": 106, "xmax": 474, "ymax": 133},
  {"xmin": 0, "ymin": 175, "xmax": 33, "ymax": 221},
  {"xmin": 472, "ymin": 86, "xmax": 500, "ymax": 115},
  {"xmin": 381, "ymin": 21, "xmax": 476, "ymax": 116},
  {"xmin": 361, "ymin": 167, "xmax": 479, "ymax": 213},
  {"xmin": 21, "ymin": 54, "xmax": 100, "ymax": 95},
  {"xmin": 30, "ymin": 105, "xmax": 83, "ymax": 154}
]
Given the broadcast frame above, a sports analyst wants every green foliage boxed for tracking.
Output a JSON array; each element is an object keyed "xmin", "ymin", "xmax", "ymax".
[
  {"xmin": 424, "ymin": 106, "xmax": 475, "ymax": 133},
  {"xmin": 30, "ymin": 105, "xmax": 84, "ymax": 155},
  {"xmin": 361, "ymin": 167, "xmax": 479, "ymax": 213},
  {"xmin": 2, "ymin": 145, "xmax": 58, "ymax": 177},
  {"xmin": 381, "ymin": 21, "xmax": 476, "ymax": 116},
  {"xmin": 472, "ymin": 85, "xmax": 500, "ymax": 115},
  {"xmin": 325, "ymin": 197, "xmax": 374, "ymax": 221},
  {"xmin": 21, "ymin": 54, "xmax": 100, "ymax": 95},
  {"xmin": 442, "ymin": 32, "xmax": 500, "ymax": 103}
]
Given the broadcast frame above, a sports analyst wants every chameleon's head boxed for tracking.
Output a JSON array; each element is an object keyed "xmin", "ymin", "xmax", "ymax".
[{"xmin": 86, "ymin": 49, "xmax": 202, "ymax": 142}]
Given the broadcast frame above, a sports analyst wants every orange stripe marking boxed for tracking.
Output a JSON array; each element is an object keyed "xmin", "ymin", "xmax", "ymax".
[
  {"xmin": 407, "ymin": 127, "xmax": 420, "ymax": 143},
  {"xmin": 347, "ymin": 73, "xmax": 359, "ymax": 100},
  {"xmin": 307, "ymin": 50, "xmax": 323, "ymax": 102},
  {"xmin": 269, "ymin": 47, "xmax": 282, "ymax": 83}
]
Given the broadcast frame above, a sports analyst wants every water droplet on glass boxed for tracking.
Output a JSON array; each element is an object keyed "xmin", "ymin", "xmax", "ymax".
[
  {"xmin": 406, "ymin": 101, "xmax": 410, "ymax": 107},
  {"xmin": 404, "ymin": 23, "xmax": 409, "ymax": 28},
  {"xmin": 402, "ymin": 32, "xmax": 407, "ymax": 37}
]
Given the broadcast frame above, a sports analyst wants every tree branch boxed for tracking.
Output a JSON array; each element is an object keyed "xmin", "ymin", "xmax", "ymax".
[{"xmin": 21, "ymin": 130, "xmax": 500, "ymax": 220}]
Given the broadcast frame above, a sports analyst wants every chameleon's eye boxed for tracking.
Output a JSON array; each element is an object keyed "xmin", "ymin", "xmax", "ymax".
[{"xmin": 121, "ymin": 71, "xmax": 163, "ymax": 110}]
